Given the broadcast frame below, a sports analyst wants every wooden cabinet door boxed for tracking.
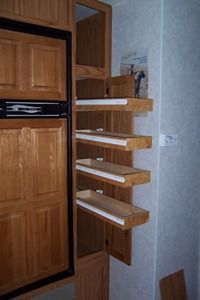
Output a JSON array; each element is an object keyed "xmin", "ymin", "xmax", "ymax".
[
  {"xmin": 24, "ymin": 35, "xmax": 66, "ymax": 100},
  {"xmin": 76, "ymin": 252, "xmax": 109, "ymax": 300},
  {"xmin": 0, "ymin": 210, "xmax": 31, "ymax": 294},
  {"xmin": 32, "ymin": 202, "xmax": 68, "ymax": 278},
  {"xmin": 0, "ymin": 122, "xmax": 31, "ymax": 295},
  {"xmin": 0, "ymin": 119, "xmax": 69, "ymax": 296},
  {"xmin": 0, "ymin": 0, "xmax": 73, "ymax": 31},
  {"xmin": 0, "ymin": 124, "xmax": 30, "ymax": 295},
  {"xmin": 28, "ymin": 120, "xmax": 68, "ymax": 279},
  {"xmin": 0, "ymin": 31, "xmax": 21, "ymax": 95},
  {"xmin": 0, "ymin": 29, "xmax": 66, "ymax": 100}
]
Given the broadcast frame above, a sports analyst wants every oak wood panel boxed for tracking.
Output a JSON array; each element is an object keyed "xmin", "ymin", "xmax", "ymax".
[
  {"xmin": 106, "ymin": 226, "xmax": 132, "ymax": 265},
  {"xmin": 0, "ymin": 35, "xmax": 20, "ymax": 92},
  {"xmin": 27, "ymin": 120, "xmax": 69, "ymax": 279},
  {"xmin": 0, "ymin": 0, "xmax": 73, "ymax": 31},
  {"xmin": 76, "ymin": 65, "xmax": 106, "ymax": 79},
  {"xmin": 76, "ymin": 12, "xmax": 105, "ymax": 68},
  {"xmin": 32, "ymin": 202, "xmax": 68, "ymax": 277},
  {"xmin": 160, "ymin": 270, "xmax": 188, "ymax": 300},
  {"xmin": 0, "ymin": 119, "xmax": 69, "ymax": 295},
  {"xmin": 29, "ymin": 124, "xmax": 67, "ymax": 201},
  {"xmin": 76, "ymin": 0, "xmax": 111, "ymax": 78},
  {"xmin": 76, "ymin": 251, "xmax": 109, "ymax": 300},
  {"xmin": 76, "ymin": 78, "xmax": 106, "ymax": 99},
  {"xmin": 0, "ymin": 210, "xmax": 29, "ymax": 294},
  {"xmin": 0, "ymin": 128, "xmax": 24, "ymax": 204},
  {"xmin": 0, "ymin": 29, "xmax": 66, "ymax": 100},
  {"xmin": 77, "ymin": 208, "xmax": 104, "ymax": 258},
  {"xmin": 107, "ymin": 75, "xmax": 135, "ymax": 98}
]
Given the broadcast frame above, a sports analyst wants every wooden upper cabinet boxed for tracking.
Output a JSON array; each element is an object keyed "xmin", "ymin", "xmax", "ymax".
[
  {"xmin": 0, "ymin": 0, "xmax": 73, "ymax": 31},
  {"xmin": 76, "ymin": 0, "xmax": 111, "ymax": 77},
  {"xmin": 26, "ymin": 38, "xmax": 66, "ymax": 99},
  {"xmin": 0, "ymin": 29, "xmax": 66, "ymax": 100},
  {"xmin": 76, "ymin": 11, "xmax": 105, "ymax": 68}
]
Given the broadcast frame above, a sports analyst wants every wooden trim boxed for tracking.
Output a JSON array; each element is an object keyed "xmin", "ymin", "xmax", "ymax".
[
  {"xmin": 77, "ymin": 0, "xmax": 112, "ymax": 12},
  {"xmin": 76, "ymin": 64, "xmax": 106, "ymax": 79}
]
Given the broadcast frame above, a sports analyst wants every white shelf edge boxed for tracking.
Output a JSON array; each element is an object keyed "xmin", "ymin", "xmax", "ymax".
[
  {"xmin": 77, "ymin": 199, "xmax": 125, "ymax": 225},
  {"xmin": 76, "ymin": 98, "xmax": 128, "ymax": 106},
  {"xmin": 76, "ymin": 164, "xmax": 126, "ymax": 183},
  {"xmin": 76, "ymin": 133, "xmax": 127, "ymax": 146}
]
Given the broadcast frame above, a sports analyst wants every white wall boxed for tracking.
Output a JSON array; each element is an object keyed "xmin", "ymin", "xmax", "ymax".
[
  {"xmin": 104, "ymin": 0, "xmax": 200, "ymax": 299},
  {"xmin": 156, "ymin": 0, "xmax": 200, "ymax": 299}
]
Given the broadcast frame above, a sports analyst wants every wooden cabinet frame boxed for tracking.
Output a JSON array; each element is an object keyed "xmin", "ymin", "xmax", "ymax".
[
  {"xmin": 75, "ymin": 0, "xmax": 152, "ymax": 267},
  {"xmin": 0, "ymin": 18, "xmax": 75, "ymax": 298}
]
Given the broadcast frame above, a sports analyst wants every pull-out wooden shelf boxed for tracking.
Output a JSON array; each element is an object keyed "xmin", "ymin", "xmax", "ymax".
[
  {"xmin": 76, "ymin": 98, "xmax": 153, "ymax": 112},
  {"xmin": 77, "ymin": 190, "xmax": 149, "ymax": 230},
  {"xmin": 76, "ymin": 64, "xmax": 106, "ymax": 79},
  {"xmin": 76, "ymin": 130, "xmax": 152, "ymax": 151},
  {"xmin": 76, "ymin": 159, "xmax": 150, "ymax": 187}
]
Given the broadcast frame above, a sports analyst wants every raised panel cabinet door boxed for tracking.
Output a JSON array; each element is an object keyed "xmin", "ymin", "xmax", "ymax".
[
  {"xmin": 0, "ymin": 121, "xmax": 32, "ymax": 295},
  {"xmin": 0, "ymin": 0, "xmax": 73, "ymax": 30},
  {"xmin": 0, "ymin": 29, "xmax": 66, "ymax": 100},
  {"xmin": 25, "ymin": 34, "xmax": 66, "ymax": 100},
  {"xmin": 0, "ymin": 123, "xmax": 25, "ymax": 205},
  {"xmin": 0, "ymin": 30, "xmax": 21, "ymax": 95},
  {"xmin": 0, "ymin": 119, "xmax": 69, "ymax": 295},
  {"xmin": 28, "ymin": 120, "xmax": 67, "ymax": 202},
  {"xmin": 26, "ymin": 119, "xmax": 69, "ymax": 278},
  {"xmin": 0, "ymin": 210, "xmax": 30, "ymax": 295},
  {"xmin": 32, "ymin": 202, "xmax": 68, "ymax": 278}
]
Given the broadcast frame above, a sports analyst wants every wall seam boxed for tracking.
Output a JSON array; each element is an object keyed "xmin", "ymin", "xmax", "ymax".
[{"xmin": 153, "ymin": 0, "xmax": 164, "ymax": 298}]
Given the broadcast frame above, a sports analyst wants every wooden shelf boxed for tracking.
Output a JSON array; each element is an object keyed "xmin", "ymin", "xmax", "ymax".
[
  {"xmin": 76, "ymin": 130, "xmax": 152, "ymax": 151},
  {"xmin": 76, "ymin": 159, "xmax": 150, "ymax": 187},
  {"xmin": 77, "ymin": 190, "xmax": 149, "ymax": 230},
  {"xmin": 76, "ymin": 64, "xmax": 106, "ymax": 79},
  {"xmin": 76, "ymin": 97, "xmax": 153, "ymax": 112}
]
